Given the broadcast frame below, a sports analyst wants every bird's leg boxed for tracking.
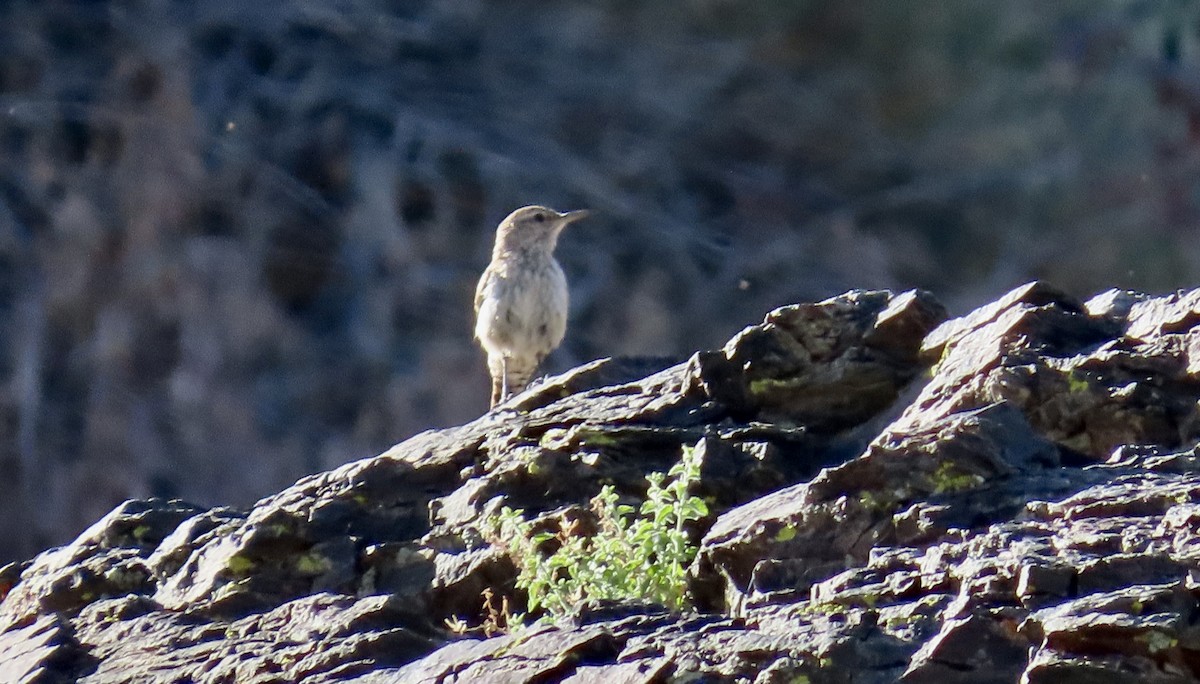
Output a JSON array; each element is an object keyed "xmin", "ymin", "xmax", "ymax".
[{"xmin": 501, "ymin": 356, "xmax": 509, "ymax": 402}]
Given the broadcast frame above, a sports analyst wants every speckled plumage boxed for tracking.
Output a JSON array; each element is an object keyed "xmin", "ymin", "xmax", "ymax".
[{"xmin": 474, "ymin": 205, "xmax": 588, "ymax": 407}]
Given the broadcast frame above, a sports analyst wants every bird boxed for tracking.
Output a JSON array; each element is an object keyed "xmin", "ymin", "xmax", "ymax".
[{"xmin": 474, "ymin": 205, "xmax": 589, "ymax": 407}]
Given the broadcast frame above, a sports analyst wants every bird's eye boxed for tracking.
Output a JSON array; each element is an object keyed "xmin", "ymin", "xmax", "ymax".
[{"xmin": 533, "ymin": 212, "xmax": 546, "ymax": 223}]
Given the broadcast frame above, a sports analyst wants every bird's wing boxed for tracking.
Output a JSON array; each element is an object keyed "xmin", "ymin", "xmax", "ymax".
[{"xmin": 473, "ymin": 267, "xmax": 493, "ymax": 314}]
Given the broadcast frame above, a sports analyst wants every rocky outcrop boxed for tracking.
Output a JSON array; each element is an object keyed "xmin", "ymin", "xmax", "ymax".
[{"xmin": 8, "ymin": 283, "xmax": 1200, "ymax": 682}]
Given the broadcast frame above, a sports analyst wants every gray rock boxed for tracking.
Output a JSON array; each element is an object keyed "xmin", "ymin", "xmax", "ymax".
[{"xmin": 10, "ymin": 284, "xmax": 1200, "ymax": 682}]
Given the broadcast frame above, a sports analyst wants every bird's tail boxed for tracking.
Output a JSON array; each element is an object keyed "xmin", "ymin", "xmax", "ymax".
[{"xmin": 489, "ymin": 354, "xmax": 540, "ymax": 407}]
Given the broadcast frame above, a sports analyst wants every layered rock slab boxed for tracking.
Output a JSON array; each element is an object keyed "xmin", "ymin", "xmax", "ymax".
[{"xmin": 7, "ymin": 284, "xmax": 1200, "ymax": 682}]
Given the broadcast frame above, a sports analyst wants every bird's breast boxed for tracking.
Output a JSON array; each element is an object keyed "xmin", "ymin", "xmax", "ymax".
[{"xmin": 475, "ymin": 256, "xmax": 568, "ymax": 358}]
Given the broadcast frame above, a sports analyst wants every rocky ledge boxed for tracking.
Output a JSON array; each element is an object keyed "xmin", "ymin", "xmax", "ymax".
[{"xmin": 7, "ymin": 283, "xmax": 1200, "ymax": 683}]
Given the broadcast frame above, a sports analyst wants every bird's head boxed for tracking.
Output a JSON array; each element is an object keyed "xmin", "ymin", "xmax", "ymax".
[{"xmin": 494, "ymin": 205, "xmax": 589, "ymax": 255}]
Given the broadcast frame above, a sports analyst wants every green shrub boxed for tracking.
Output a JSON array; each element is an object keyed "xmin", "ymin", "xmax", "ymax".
[{"xmin": 491, "ymin": 444, "xmax": 709, "ymax": 622}]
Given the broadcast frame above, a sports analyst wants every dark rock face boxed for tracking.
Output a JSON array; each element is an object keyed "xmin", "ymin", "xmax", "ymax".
[{"xmin": 8, "ymin": 283, "xmax": 1200, "ymax": 683}]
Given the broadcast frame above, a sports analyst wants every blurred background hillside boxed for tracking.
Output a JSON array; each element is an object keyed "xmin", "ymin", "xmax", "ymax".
[{"xmin": 1, "ymin": 0, "xmax": 1199, "ymax": 562}]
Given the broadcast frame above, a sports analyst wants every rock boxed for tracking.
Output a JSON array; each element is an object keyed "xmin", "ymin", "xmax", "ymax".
[
  {"xmin": 72, "ymin": 594, "xmax": 439, "ymax": 683},
  {"xmin": 10, "ymin": 284, "xmax": 1200, "ymax": 682},
  {"xmin": 693, "ymin": 401, "xmax": 1062, "ymax": 613},
  {"xmin": 906, "ymin": 282, "xmax": 1200, "ymax": 458},
  {"xmin": 693, "ymin": 289, "xmax": 947, "ymax": 431},
  {"xmin": 1, "ymin": 499, "xmax": 205, "ymax": 630},
  {"xmin": 900, "ymin": 613, "xmax": 1028, "ymax": 683},
  {"xmin": 0, "ymin": 614, "xmax": 91, "ymax": 684}
]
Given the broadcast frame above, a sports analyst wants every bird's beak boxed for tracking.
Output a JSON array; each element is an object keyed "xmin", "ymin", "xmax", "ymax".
[{"xmin": 559, "ymin": 209, "xmax": 590, "ymax": 224}]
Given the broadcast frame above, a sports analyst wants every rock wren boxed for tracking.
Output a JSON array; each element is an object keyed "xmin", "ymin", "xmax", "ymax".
[{"xmin": 474, "ymin": 205, "xmax": 589, "ymax": 407}]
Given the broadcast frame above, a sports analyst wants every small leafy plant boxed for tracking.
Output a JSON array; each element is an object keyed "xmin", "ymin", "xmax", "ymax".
[{"xmin": 490, "ymin": 444, "xmax": 709, "ymax": 623}]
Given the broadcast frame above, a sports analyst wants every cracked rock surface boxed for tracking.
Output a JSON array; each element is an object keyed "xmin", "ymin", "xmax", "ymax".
[{"xmin": 9, "ymin": 284, "xmax": 1200, "ymax": 682}]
